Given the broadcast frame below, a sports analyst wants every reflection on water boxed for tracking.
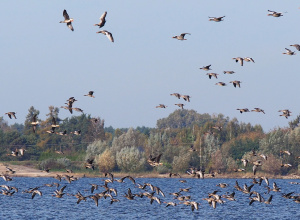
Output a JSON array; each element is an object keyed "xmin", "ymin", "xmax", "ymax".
[{"xmin": 0, "ymin": 177, "xmax": 299, "ymax": 219}]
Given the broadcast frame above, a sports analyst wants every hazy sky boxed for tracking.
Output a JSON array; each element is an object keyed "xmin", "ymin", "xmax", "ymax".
[{"xmin": 1, "ymin": 1, "xmax": 300, "ymax": 132}]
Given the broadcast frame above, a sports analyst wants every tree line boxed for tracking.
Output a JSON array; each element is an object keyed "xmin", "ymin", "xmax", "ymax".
[{"xmin": 0, "ymin": 106, "xmax": 299, "ymax": 175}]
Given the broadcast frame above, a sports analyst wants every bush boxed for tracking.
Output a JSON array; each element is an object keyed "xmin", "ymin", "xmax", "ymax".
[
  {"xmin": 172, "ymin": 153, "xmax": 190, "ymax": 172},
  {"xmin": 116, "ymin": 147, "xmax": 146, "ymax": 172},
  {"xmin": 98, "ymin": 149, "xmax": 116, "ymax": 172}
]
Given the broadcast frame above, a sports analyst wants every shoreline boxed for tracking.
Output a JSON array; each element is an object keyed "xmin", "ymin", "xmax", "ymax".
[{"xmin": 1, "ymin": 163, "xmax": 299, "ymax": 179}]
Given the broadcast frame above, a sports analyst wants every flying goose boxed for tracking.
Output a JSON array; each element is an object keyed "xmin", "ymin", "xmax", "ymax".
[
  {"xmin": 232, "ymin": 57, "xmax": 244, "ymax": 66},
  {"xmin": 124, "ymin": 188, "xmax": 135, "ymax": 200},
  {"xmin": 94, "ymin": 11, "xmax": 107, "ymax": 28},
  {"xmin": 223, "ymin": 71, "xmax": 235, "ymax": 74},
  {"xmin": 267, "ymin": 10, "xmax": 284, "ymax": 17},
  {"xmin": 172, "ymin": 33, "xmax": 190, "ymax": 40},
  {"xmin": 241, "ymin": 159, "xmax": 248, "ymax": 167},
  {"xmin": 290, "ymin": 44, "xmax": 300, "ymax": 51},
  {"xmin": 59, "ymin": 9, "xmax": 74, "ymax": 31},
  {"xmin": 56, "ymin": 130, "xmax": 67, "ymax": 136},
  {"xmin": 147, "ymin": 154, "xmax": 163, "ymax": 167},
  {"xmin": 209, "ymin": 16, "xmax": 225, "ymax": 22},
  {"xmin": 96, "ymin": 30, "xmax": 114, "ymax": 42},
  {"xmin": 279, "ymin": 109, "xmax": 291, "ymax": 118},
  {"xmin": 283, "ymin": 48, "xmax": 296, "ymax": 55},
  {"xmin": 181, "ymin": 95, "xmax": 191, "ymax": 102},
  {"xmin": 170, "ymin": 93, "xmax": 181, "ymax": 99},
  {"xmin": 199, "ymin": 64, "xmax": 211, "ymax": 71},
  {"xmin": 71, "ymin": 130, "xmax": 81, "ymax": 135},
  {"xmin": 156, "ymin": 104, "xmax": 167, "ymax": 108},
  {"xmin": 251, "ymin": 108, "xmax": 265, "ymax": 114},
  {"xmin": 244, "ymin": 57, "xmax": 255, "ymax": 63},
  {"xmin": 175, "ymin": 103, "xmax": 184, "ymax": 109},
  {"xmin": 280, "ymin": 150, "xmax": 291, "ymax": 156},
  {"xmin": 31, "ymin": 114, "xmax": 39, "ymax": 133},
  {"xmin": 237, "ymin": 108, "xmax": 250, "ymax": 113},
  {"xmin": 206, "ymin": 73, "xmax": 219, "ymax": 79},
  {"xmin": 215, "ymin": 82, "xmax": 226, "ymax": 86},
  {"xmin": 72, "ymin": 108, "xmax": 84, "ymax": 113},
  {"xmin": 5, "ymin": 112, "xmax": 17, "ymax": 119},
  {"xmin": 229, "ymin": 80, "xmax": 241, "ymax": 88},
  {"xmin": 84, "ymin": 91, "xmax": 95, "ymax": 98}
]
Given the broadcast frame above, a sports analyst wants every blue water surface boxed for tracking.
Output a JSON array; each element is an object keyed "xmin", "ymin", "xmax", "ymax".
[{"xmin": 0, "ymin": 177, "xmax": 299, "ymax": 220}]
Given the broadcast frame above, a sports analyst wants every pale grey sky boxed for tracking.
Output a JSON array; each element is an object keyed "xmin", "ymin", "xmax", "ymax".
[{"xmin": 1, "ymin": 1, "xmax": 300, "ymax": 132}]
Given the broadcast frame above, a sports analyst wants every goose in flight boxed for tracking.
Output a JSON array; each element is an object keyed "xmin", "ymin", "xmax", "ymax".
[
  {"xmin": 59, "ymin": 9, "xmax": 74, "ymax": 31},
  {"xmin": 290, "ymin": 44, "xmax": 300, "ymax": 51},
  {"xmin": 215, "ymin": 82, "xmax": 226, "ymax": 86},
  {"xmin": 94, "ymin": 11, "xmax": 107, "ymax": 28},
  {"xmin": 251, "ymin": 108, "xmax": 265, "ymax": 114},
  {"xmin": 31, "ymin": 114, "xmax": 39, "ymax": 133},
  {"xmin": 147, "ymin": 154, "xmax": 163, "ymax": 167},
  {"xmin": 279, "ymin": 109, "xmax": 291, "ymax": 118},
  {"xmin": 5, "ymin": 112, "xmax": 17, "ymax": 119},
  {"xmin": 84, "ymin": 91, "xmax": 95, "ymax": 98},
  {"xmin": 229, "ymin": 80, "xmax": 241, "ymax": 88},
  {"xmin": 223, "ymin": 71, "xmax": 235, "ymax": 74},
  {"xmin": 267, "ymin": 10, "xmax": 284, "ymax": 17},
  {"xmin": 237, "ymin": 108, "xmax": 250, "ymax": 113},
  {"xmin": 209, "ymin": 16, "xmax": 225, "ymax": 22},
  {"xmin": 96, "ymin": 30, "xmax": 114, "ymax": 42},
  {"xmin": 206, "ymin": 73, "xmax": 218, "ymax": 79},
  {"xmin": 175, "ymin": 103, "xmax": 185, "ymax": 109},
  {"xmin": 232, "ymin": 57, "xmax": 244, "ymax": 66},
  {"xmin": 244, "ymin": 57, "xmax": 255, "ymax": 63},
  {"xmin": 172, "ymin": 33, "xmax": 191, "ymax": 40},
  {"xmin": 283, "ymin": 48, "xmax": 296, "ymax": 55},
  {"xmin": 200, "ymin": 64, "xmax": 211, "ymax": 71},
  {"xmin": 156, "ymin": 104, "xmax": 167, "ymax": 108},
  {"xmin": 170, "ymin": 93, "xmax": 181, "ymax": 99},
  {"xmin": 181, "ymin": 95, "xmax": 191, "ymax": 102}
]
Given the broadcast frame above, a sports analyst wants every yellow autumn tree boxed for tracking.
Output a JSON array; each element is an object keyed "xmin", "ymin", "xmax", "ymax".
[{"xmin": 98, "ymin": 149, "xmax": 116, "ymax": 173}]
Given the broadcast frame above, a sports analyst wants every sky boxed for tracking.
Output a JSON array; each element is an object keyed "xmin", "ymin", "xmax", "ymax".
[{"xmin": 1, "ymin": 1, "xmax": 300, "ymax": 132}]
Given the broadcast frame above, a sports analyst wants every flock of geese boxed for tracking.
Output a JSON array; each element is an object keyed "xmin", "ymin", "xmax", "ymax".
[
  {"xmin": 155, "ymin": 9, "xmax": 300, "ymax": 121},
  {"xmin": 59, "ymin": 9, "xmax": 114, "ymax": 42},
  {"xmin": 1, "ymin": 6, "xmax": 300, "ymax": 216},
  {"xmin": 5, "ymin": 90, "xmax": 96, "ymax": 137},
  {"xmin": 0, "ymin": 168, "xmax": 300, "ymax": 213}
]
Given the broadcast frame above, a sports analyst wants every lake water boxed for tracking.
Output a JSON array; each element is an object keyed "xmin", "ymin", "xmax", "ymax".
[{"xmin": 0, "ymin": 177, "xmax": 299, "ymax": 219}]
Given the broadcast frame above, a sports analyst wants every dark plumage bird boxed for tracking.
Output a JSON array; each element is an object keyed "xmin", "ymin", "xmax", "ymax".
[
  {"xmin": 215, "ymin": 82, "xmax": 226, "ymax": 86},
  {"xmin": 31, "ymin": 114, "xmax": 39, "ymax": 133},
  {"xmin": 283, "ymin": 48, "xmax": 296, "ymax": 55},
  {"xmin": 85, "ymin": 158, "xmax": 95, "ymax": 170},
  {"xmin": 96, "ymin": 30, "xmax": 114, "ymax": 42},
  {"xmin": 124, "ymin": 188, "xmax": 135, "ymax": 200},
  {"xmin": 5, "ymin": 112, "xmax": 17, "ymax": 119},
  {"xmin": 200, "ymin": 65, "xmax": 211, "ymax": 71},
  {"xmin": 237, "ymin": 108, "xmax": 250, "ymax": 113},
  {"xmin": 290, "ymin": 44, "xmax": 300, "ymax": 51},
  {"xmin": 181, "ymin": 95, "xmax": 191, "ymax": 102},
  {"xmin": 267, "ymin": 10, "xmax": 284, "ymax": 17},
  {"xmin": 209, "ymin": 16, "xmax": 225, "ymax": 22},
  {"xmin": 156, "ymin": 104, "xmax": 167, "ymax": 108},
  {"xmin": 172, "ymin": 33, "xmax": 190, "ymax": 40},
  {"xmin": 148, "ymin": 154, "xmax": 163, "ymax": 167},
  {"xmin": 174, "ymin": 103, "xmax": 184, "ymax": 109},
  {"xmin": 252, "ymin": 108, "xmax": 265, "ymax": 114},
  {"xmin": 59, "ymin": 9, "xmax": 74, "ymax": 31},
  {"xmin": 84, "ymin": 91, "xmax": 95, "ymax": 98},
  {"xmin": 94, "ymin": 11, "xmax": 107, "ymax": 28},
  {"xmin": 170, "ymin": 93, "xmax": 181, "ymax": 99},
  {"xmin": 206, "ymin": 73, "xmax": 219, "ymax": 79},
  {"xmin": 230, "ymin": 80, "xmax": 241, "ymax": 88}
]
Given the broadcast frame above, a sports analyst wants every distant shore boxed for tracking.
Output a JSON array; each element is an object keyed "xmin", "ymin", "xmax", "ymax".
[{"xmin": 1, "ymin": 163, "xmax": 299, "ymax": 179}]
